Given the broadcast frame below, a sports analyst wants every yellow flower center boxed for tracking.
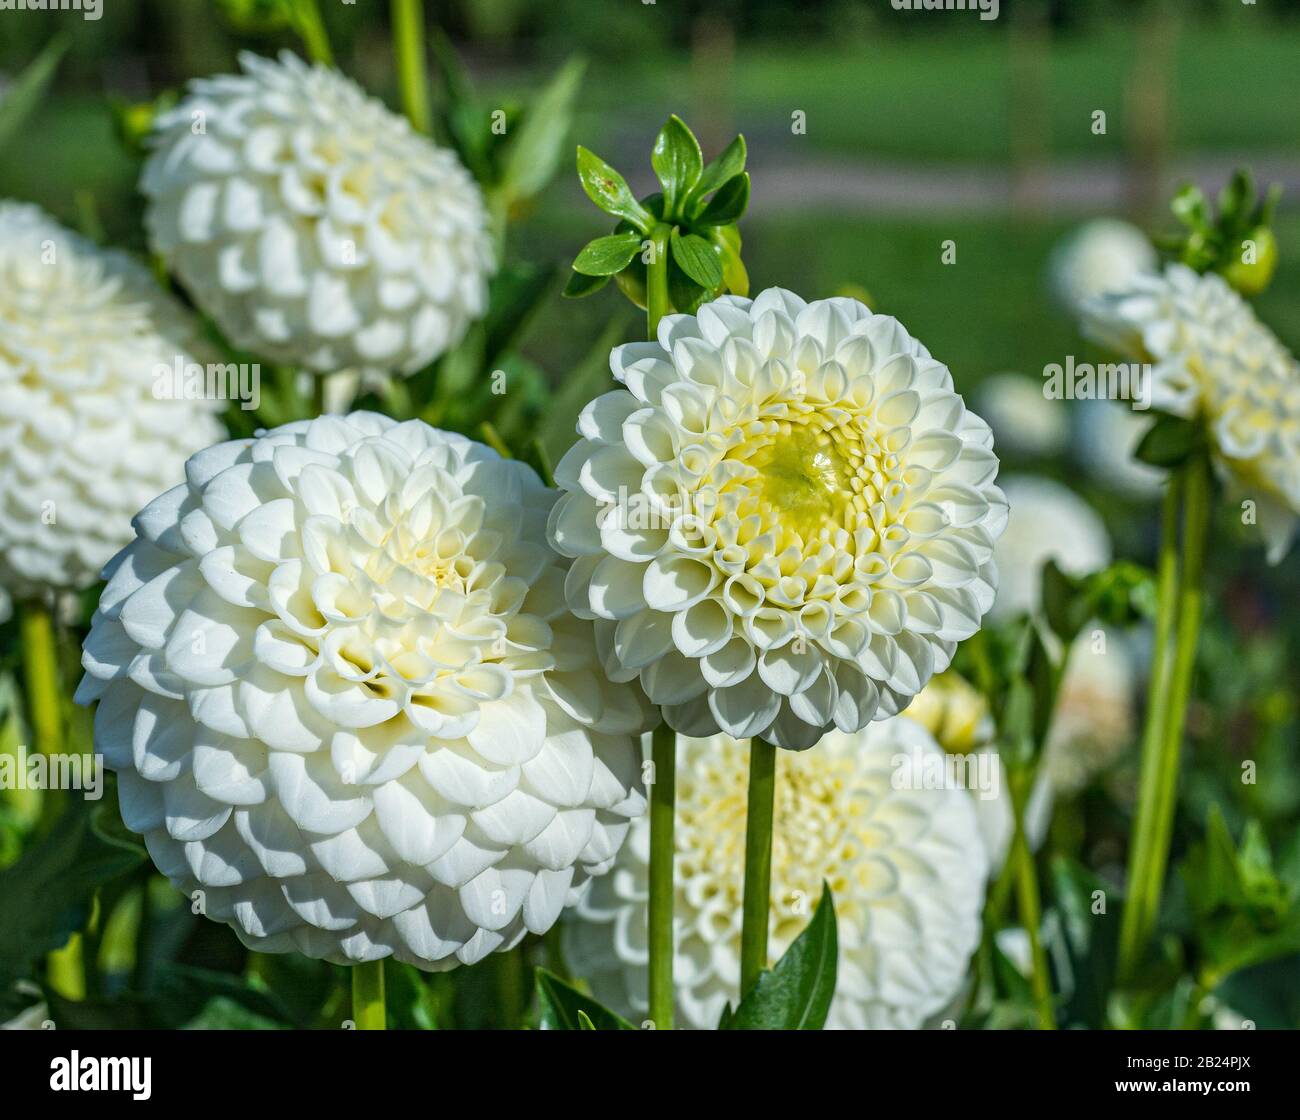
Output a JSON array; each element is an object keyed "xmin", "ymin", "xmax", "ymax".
[{"xmin": 745, "ymin": 423, "xmax": 854, "ymax": 540}]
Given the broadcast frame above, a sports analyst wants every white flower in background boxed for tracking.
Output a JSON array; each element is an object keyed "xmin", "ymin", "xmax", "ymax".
[
  {"xmin": 566, "ymin": 720, "xmax": 987, "ymax": 1029},
  {"xmin": 911, "ymin": 645, "xmax": 1134, "ymax": 868},
  {"xmin": 1083, "ymin": 264, "xmax": 1300, "ymax": 560},
  {"xmin": 976, "ymin": 372, "xmax": 1069, "ymax": 459},
  {"xmin": 77, "ymin": 414, "xmax": 647, "ymax": 970},
  {"xmin": 1048, "ymin": 218, "xmax": 1156, "ymax": 316},
  {"xmin": 1044, "ymin": 632, "xmax": 1135, "ymax": 793},
  {"xmin": 990, "ymin": 475, "xmax": 1110, "ymax": 621},
  {"xmin": 0, "ymin": 201, "xmax": 223, "ymax": 600},
  {"xmin": 142, "ymin": 51, "xmax": 494, "ymax": 375},
  {"xmin": 550, "ymin": 289, "xmax": 1007, "ymax": 749},
  {"xmin": 1074, "ymin": 399, "xmax": 1163, "ymax": 500}
]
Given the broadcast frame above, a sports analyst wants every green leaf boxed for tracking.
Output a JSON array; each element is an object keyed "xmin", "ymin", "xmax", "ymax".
[
  {"xmin": 690, "ymin": 134, "xmax": 747, "ymax": 212},
  {"xmin": 713, "ymin": 224, "xmax": 750, "ymax": 296},
  {"xmin": 535, "ymin": 968, "xmax": 635, "ymax": 1030},
  {"xmin": 1217, "ymin": 168, "xmax": 1254, "ymax": 231},
  {"xmin": 696, "ymin": 173, "xmax": 750, "ymax": 226},
  {"xmin": 1048, "ymin": 856, "xmax": 1120, "ymax": 1029},
  {"xmin": 0, "ymin": 36, "xmax": 69, "ymax": 154},
  {"xmin": 670, "ymin": 229, "xmax": 723, "ymax": 291},
  {"xmin": 651, "ymin": 115, "xmax": 703, "ymax": 221},
  {"xmin": 500, "ymin": 57, "xmax": 586, "ymax": 205},
  {"xmin": 725, "ymin": 884, "xmax": 838, "ymax": 1030},
  {"xmin": 0, "ymin": 799, "xmax": 145, "ymax": 997},
  {"xmin": 563, "ymin": 271, "xmax": 610, "ymax": 299},
  {"xmin": 1133, "ymin": 413, "xmax": 1203, "ymax": 468},
  {"xmin": 576, "ymin": 147, "xmax": 653, "ymax": 232},
  {"xmin": 1170, "ymin": 183, "xmax": 1211, "ymax": 231},
  {"xmin": 572, "ymin": 232, "xmax": 643, "ymax": 277},
  {"xmin": 1041, "ymin": 558, "xmax": 1086, "ymax": 644},
  {"xmin": 1213, "ymin": 957, "xmax": 1300, "ymax": 1030}
]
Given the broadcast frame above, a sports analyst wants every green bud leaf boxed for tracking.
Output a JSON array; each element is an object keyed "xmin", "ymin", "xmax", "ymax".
[
  {"xmin": 670, "ymin": 229, "xmax": 723, "ymax": 291},
  {"xmin": 572, "ymin": 232, "xmax": 643, "ymax": 277},
  {"xmin": 697, "ymin": 172, "xmax": 750, "ymax": 226},
  {"xmin": 1134, "ymin": 413, "xmax": 1203, "ymax": 468},
  {"xmin": 1171, "ymin": 184, "xmax": 1211, "ymax": 231},
  {"xmin": 691, "ymin": 134, "xmax": 747, "ymax": 209},
  {"xmin": 563, "ymin": 271, "xmax": 611, "ymax": 299},
  {"xmin": 724, "ymin": 884, "xmax": 838, "ymax": 1030},
  {"xmin": 576, "ymin": 146, "xmax": 653, "ymax": 232},
  {"xmin": 651, "ymin": 115, "xmax": 703, "ymax": 222},
  {"xmin": 713, "ymin": 224, "xmax": 749, "ymax": 296}
]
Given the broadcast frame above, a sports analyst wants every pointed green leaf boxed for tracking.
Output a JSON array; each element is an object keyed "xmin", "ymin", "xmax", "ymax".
[
  {"xmin": 697, "ymin": 172, "xmax": 750, "ymax": 226},
  {"xmin": 563, "ymin": 270, "xmax": 611, "ymax": 299},
  {"xmin": 535, "ymin": 968, "xmax": 635, "ymax": 1030},
  {"xmin": 1133, "ymin": 413, "xmax": 1203, "ymax": 468},
  {"xmin": 576, "ymin": 1009, "xmax": 597, "ymax": 1029},
  {"xmin": 651, "ymin": 115, "xmax": 703, "ymax": 221},
  {"xmin": 670, "ymin": 229, "xmax": 723, "ymax": 291},
  {"xmin": 577, "ymin": 147, "xmax": 653, "ymax": 232},
  {"xmin": 714, "ymin": 225, "xmax": 749, "ymax": 296},
  {"xmin": 690, "ymin": 134, "xmax": 747, "ymax": 211},
  {"xmin": 0, "ymin": 36, "xmax": 69, "ymax": 154},
  {"xmin": 501, "ymin": 57, "xmax": 586, "ymax": 204},
  {"xmin": 0, "ymin": 799, "xmax": 145, "ymax": 997},
  {"xmin": 573, "ymin": 232, "xmax": 643, "ymax": 277},
  {"xmin": 725, "ymin": 884, "xmax": 838, "ymax": 1030}
]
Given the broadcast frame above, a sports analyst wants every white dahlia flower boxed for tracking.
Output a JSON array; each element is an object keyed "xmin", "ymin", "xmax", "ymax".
[
  {"xmin": 549, "ymin": 290, "xmax": 1007, "ymax": 749},
  {"xmin": 990, "ymin": 475, "xmax": 1110, "ymax": 621},
  {"xmin": 0, "ymin": 201, "xmax": 224, "ymax": 598},
  {"xmin": 1074, "ymin": 399, "xmax": 1163, "ymax": 500},
  {"xmin": 1082, "ymin": 264, "xmax": 1300, "ymax": 560},
  {"xmin": 1048, "ymin": 218, "xmax": 1156, "ymax": 316},
  {"xmin": 77, "ymin": 413, "xmax": 647, "ymax": 970},
  {"xmin": 142, "ymin": 51, "xmax": 494, "ymax": 375},
  {"xmin": 566, "ymin": 719, "xmax": 987, "ymax": 1029}
]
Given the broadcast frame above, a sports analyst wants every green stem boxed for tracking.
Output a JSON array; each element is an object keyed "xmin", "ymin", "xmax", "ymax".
[
  {"xmin": 1008, "ymin": 771, "xmax": 1055, "ymax": 1029},
  {"xmin": 20, "ymin": 602, "xmax": 66, "ymax": 834},
  {"xmin": 392, "ymin": 0, "xmax": 432, "ymax": 134},
  {"xmin": 1118, "ymin": 459, "xmax": 1208, "ymax": 979},
  {"xmin": 739, "ymin": 737, "xmax": 777, "ymax": 997},
  {"xmin": 351, "ymin": 959, "xmax": 386, "ymax": 1030},
  {"xmin": 646, "ymin": 225, "xmax": 672, "ymax": 341},
  {"xmin": 292, "ymin": 0, "xmax": 334, "ymax": 66},
  {"xmin": 647, "ymin": 722, "xmax": 677, "ymax": 1029}
]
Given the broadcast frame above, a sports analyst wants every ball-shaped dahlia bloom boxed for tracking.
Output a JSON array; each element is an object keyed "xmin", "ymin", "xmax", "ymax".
[
  {"xmin": 0, "ymin": 201, "xmax": 223, "ymax": 599},
  {"xmin": 77, "ymin": 413, "xmax": 648, "ymax": 969},
  {"xmin": 566, "ymin": 719, "xmax": 987, "ymax": 1029},
  {"xmin": 142, "ymin": 51, "xmax": 494, "ymax": 375},
  {"xmin": 1048, "ymin": 218, "xmax": 1156, "ymax": 316},
  {"xmin": 549, "ymin": 289, "xmax": 1007, "ymax": 749},
  {"xmin": 990, "ymin": 475, "xmax": 1110, "ymax": 622},
  {"xmin": 1083, "ymin": 264, "xmax": 1300, "ymax": 560}
]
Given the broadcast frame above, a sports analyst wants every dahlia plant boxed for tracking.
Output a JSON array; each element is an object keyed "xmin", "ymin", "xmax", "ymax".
[
  {"xmin": 1075, "ymin": 171, "xmax": 1300, "ymax": 983},
  {"xmin": 549, "ymin": 112, "xmax": 1005, "ymax": 1029}
]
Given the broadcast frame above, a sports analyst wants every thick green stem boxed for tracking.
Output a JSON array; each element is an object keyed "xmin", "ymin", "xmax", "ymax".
[
  {"xmin": 351, "ymin": 959, "xmax": 386, "ymax": 1030},
  {"xmin": 647, "ymin": 722, "xmax": 677, "ymax": 1029},
  {"xmin": 646, "ymin": 225, "xmax": 672, "ymax": 341},
  {"xmin": 1008, "ymin": 772, "xmax": 1055, "ymax": 1029},
  {"xmin": 392, "ymin": 0, "xmax": 432, "ymax": 134},
  {"xmin": 21, "ymin": 603, "xmax": 66, "ymax": 834},
  {"xmin": 1119, "ymin": 459, "xmax": 1208, "ymax": 979},
  {"xmin": 739, "ymin": 737, "xmax": 777, "ymax": 997},
  {"xmin": 292, "ymin": 0, "xmax": 334, "ymax": 66}
]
